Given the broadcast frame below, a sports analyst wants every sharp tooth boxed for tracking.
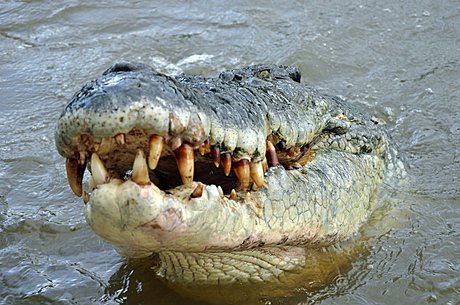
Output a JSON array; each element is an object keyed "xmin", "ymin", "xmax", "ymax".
[
  {"xmin": 262, "ymin": 157, "xmax": 269, "ymax": 172},
  {"xmin": 191, "ymin": 182, "xmax": 204, "ymax": 198},
  {"xmin": 250, "ymin": 161, "xmax": 265, "ymax": 188},
  {"xmin": 132, "ymin": 150, "xmax": 151, "ymax": 185},
  {"xmin": 266, "ymin": 140, "xmax": 280, "ymax": 167},
  {"xmin": 198, "ymin": 144, "xmax": 205, "ymax": 156},
  {"xmin": 88, "ymin": 175, "xmax": 96, "ymax": 191},
  {"xmin": 65, "ymin": 158, "xmax": 85, "ymax": 197},
  {"xmin": 234, "ymin": 158, "xmax": 251, "ymax": 190},
  {"xmin": 174, "ymin": 143, "xmax": 194, "ymax": 184},
  {"xmin": 198, "ymin": 140, "xmax": 210, "ymax": 156},
  {"xmin": 229, "ymin": 189, "xmax": 237, "ymax": 200},
  {"xmin": 217, "ymin": 185, "xmax": 224, "ymax": 197},
  {"xmin": 83, "ymin": 191, "xmax": 90, "ymax": 204},
  {"xmin": 91, "ymin": 153, "xmax": 109, "ymax": 185},
  {"xmin": 211, "ymin": 145, "xmax": 220, "ymax": 168},
  {"xmin": 148, "ymin": 135, "xmax": 164, "ymax": 170},
  {"xmin": 221, "ymin": 152, "xmax": 232, "ymax": 176},
  {"xmin": 115, "ymin": 133, "xmax": 126, "ymax": 145},
  {"xmin": 78, "ymin": 151, "xmax": 86, "ymax": 166}
]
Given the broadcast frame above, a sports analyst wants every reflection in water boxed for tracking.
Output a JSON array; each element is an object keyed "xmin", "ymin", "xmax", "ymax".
[{"xmin": 103, "ymin": 242, "xmax": 369, "ymax": 305}]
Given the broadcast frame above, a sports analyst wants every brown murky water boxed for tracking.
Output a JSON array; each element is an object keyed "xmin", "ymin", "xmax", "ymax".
[{"xmin": 1, "ymin": 1, "xmax": 459, "ymax": 304}]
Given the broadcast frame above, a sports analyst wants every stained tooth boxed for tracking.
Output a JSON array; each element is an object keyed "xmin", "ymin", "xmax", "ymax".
[
  {"xmin": 78, "ymin": 151, "xmax": 86, "ymax": 166},
  {"xmin": 132, "ymin": 150, "xmax": 151, "ymax": 185},
  {"xmin": 266, "ymin": 140, "xmax": 280, "ymax": 167},
  {"xmin": 191, "ymin": 182, "xmax": 204, "ymax": 198},
  {"xmin": 229, "ymin": 189, "xmax": 237, "ymax": 200},
  {"xmin": 66, "ymin": 158, "xmax": 85, "ymax": 197},
  {"xmin": 198, "ymin": 140, "xmax": 210, "ymax": 156},
  {"xmin": 198, "ymin": 144, "xmax": 205, "ymax": 156},
  {"xmin": 250, "ymin": 161, "xmax": 265, "ymax": 188},
  {"xmin": 211, "ymin": 145, "xmax": 220, "ymax": 167},
  {"xmin": 148, "ymin": 135, "xmax": 164, "ymax": 170},
  {"xmin": 174, "ymin": 143, "xmax": 194, "ymax": 184},
  {"xmin": 221, "ymin": 153, "xmax": 232, "ymax": 176},
  {"xmin": 262, "ymin": 157, "xmax": 269, "ymax": 172},
  {"xmin": 91, "ymin": 153, "xmax": 109, "ymax": 185},
  {"xmin": 115, "ymin": 133, "xmax": 126, "ymax": 145},
  {"xmin": 83, "ymin": 191, "xmax": 90, "ymax": 204},
  {"xmin": 204, "ymin": 141, "xmax": 211, "ymax": 154},
  {"xmin": 234, "ymin": 158, "xmax": 251, "ymax": 190}
]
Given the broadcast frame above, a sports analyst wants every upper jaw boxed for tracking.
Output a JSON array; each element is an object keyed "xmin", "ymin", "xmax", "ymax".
[{"xmin": 56, "ymin": 62, "xmax": 325, "ymax": 201}]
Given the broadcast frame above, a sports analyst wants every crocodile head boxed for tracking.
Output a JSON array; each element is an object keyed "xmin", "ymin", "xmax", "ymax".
[{"xmin": 55, "ymin": 62, "xmax": 403, "ymax": 283}]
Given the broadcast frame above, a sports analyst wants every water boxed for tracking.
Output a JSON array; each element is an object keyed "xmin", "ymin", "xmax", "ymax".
[{"xmin": 1, "ymin": 0, "xmax": 459, "ymax": 304}]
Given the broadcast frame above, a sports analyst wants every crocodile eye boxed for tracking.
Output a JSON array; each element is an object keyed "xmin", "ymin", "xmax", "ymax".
[{"xmin": 258, "ymin": 69, "xmax": 271, "ymax": 79}]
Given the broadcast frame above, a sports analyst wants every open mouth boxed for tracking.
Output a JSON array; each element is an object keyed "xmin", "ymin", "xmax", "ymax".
[
  {"xmin": 65, "ymin": 128, "xmax": 315, "ymax": 203},
  {"xmin": 57, "ymin": 62, "xmax": 326, "ymax": 203},
  {"xmin": 55, "ymin": 62, "xmax": 398, "ymax": 260}
]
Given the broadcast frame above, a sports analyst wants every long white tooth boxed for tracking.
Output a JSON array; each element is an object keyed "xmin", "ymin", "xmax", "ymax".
[
  {"xmin": 91, "ymin": 153, "xmax": 109, "ymax": 185},
  {"xmin": 148, "ymin": 135, "xmax": 164, "ymax": 170},
  {"xmin": 132, "ymin": 150, "xmax": 151, "ymax": 185},
  {"xmin": 250, "ymin": 161, "xmax": 265, "ymax": 188}
]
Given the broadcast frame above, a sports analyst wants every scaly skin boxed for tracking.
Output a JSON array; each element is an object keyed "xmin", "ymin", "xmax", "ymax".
[{"xmin": 55, "ymin": 62, "xmax": 404, "ymax": 284}]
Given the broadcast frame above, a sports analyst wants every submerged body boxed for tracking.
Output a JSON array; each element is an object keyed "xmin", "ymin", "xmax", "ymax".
[{"xmin": 55, "ymin": 62, "xmax": 404, "ymax": 283}]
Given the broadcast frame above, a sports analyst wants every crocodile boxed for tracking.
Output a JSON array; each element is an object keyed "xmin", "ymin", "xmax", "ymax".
[{"xmin": 55, "ymin": 62, "xmax": 404, "ymax": 284}]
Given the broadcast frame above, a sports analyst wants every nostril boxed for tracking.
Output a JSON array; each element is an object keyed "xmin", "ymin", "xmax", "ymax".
[
  {"xmin": 103, "ymin": 62, "xmax": 149, "ymax": 75},
  {"xmin": 289, "ymin": 71, "xmax": 301, "ymax": 83}
]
